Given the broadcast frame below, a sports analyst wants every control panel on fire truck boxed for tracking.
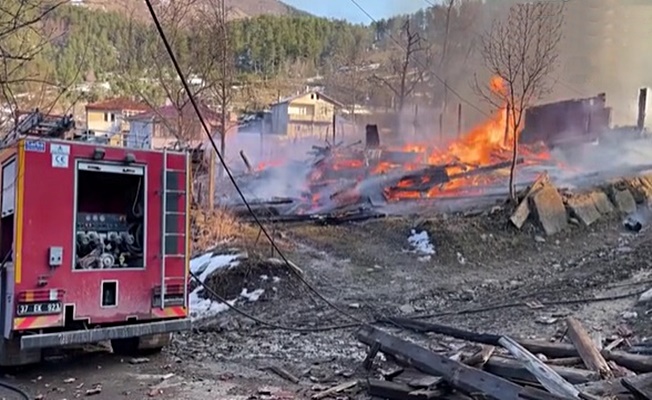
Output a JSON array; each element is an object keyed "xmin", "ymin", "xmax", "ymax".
[
  {"xmin": 76, "ymin": 213, "xmax": 128, "ymax": 231},
  {"xmin": 75, "ymin": 213, "xmax": 141, "ymax": 269}
]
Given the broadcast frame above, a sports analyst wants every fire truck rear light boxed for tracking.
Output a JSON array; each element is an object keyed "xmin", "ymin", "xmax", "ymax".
[
  {"xmin": 18, "ymin": 289, "xmax": 64, "ymax": 302},
  {"xmin": 153, "ymin": 284, "xmax": 184, "ymax": 295},
  {"xmin": 152, "ymin": 284, "xmax": 185, "ymax": 308}
]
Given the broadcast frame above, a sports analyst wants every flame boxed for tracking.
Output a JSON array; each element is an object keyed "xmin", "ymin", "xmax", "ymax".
[
  {"xmin": 258, "ymin": 76, "xmax": 554, "ymax": 209},
  {"xmin": 428, "ymin": 76, "xmax": 516, "ymax": 168}
]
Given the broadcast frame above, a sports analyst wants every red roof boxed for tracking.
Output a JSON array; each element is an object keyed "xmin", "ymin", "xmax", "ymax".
[{"xmin": 86, "ymin": 97, "xmax": 151, "ymax": 112}]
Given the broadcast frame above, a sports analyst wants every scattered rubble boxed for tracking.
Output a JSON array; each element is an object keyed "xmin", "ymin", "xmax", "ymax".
[
  {"xmin": 509, "ymin": 173, "xmax": 652, "ymax": 236},
  {"xmin": 354, "ymin": 317, "xmax": 652, "ymax": 400}
]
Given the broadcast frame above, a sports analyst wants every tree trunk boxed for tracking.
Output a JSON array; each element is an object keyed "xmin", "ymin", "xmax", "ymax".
[{"xmin": 508, "ymin": 106, "xmax": 518, "ymax": 203}]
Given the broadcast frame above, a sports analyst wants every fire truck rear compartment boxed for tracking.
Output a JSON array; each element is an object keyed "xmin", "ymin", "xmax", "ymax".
[{"xmin": 74, "ymin": 162, "xmax": 145, "ymax": 270}]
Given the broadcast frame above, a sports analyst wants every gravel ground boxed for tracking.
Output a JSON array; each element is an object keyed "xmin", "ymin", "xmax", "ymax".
[{"xmin": 8, "ymin": 208, "xmax": 652, "ymax": 399}]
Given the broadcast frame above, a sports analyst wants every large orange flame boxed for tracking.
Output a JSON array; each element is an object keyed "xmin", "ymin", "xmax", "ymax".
[{"xmin": 428, "ymin": 76, "xmax": 515, "ymax": 167}]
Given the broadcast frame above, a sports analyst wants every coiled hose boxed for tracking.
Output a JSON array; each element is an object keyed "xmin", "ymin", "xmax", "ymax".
[{"xmin": 0, "ymin": 380, "xmax": 29, "ymax": 399}]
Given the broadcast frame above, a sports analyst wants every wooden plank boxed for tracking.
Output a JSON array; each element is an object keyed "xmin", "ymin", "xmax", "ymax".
[
  {"xmin": 388, "ymin": 317, "xmax": 652, "ymax": 373},
  {"xmin": 566, "ymin": 318, "xmax": 613, "ymax": 378},
  {"xmin": 357, "ymin": 326, "xmax": 562, "ymax": 400},
  {"xmin": 363, "ymin": 341, "xmax": 381, "ymax": 370},
  {"xmin": 499, "ymin": 336, "xmax": 580, "ymax": 398},
  {"xmin": 268, "ymin": 365, "xmax": 300, "ymax": 384},
  {"xmin": 408, "ymin": 375, "xmax": 443, "ymax": 389},
  {"xmin": 545, "ymin": 357, "xmax": 583, "ymax": 367},
  {"xmin": 366, "ymin": 379, "xmax": 416, "ymax": 400},
  {"xmin": 366, "ymin": 379, "xmax": 445, "ymax": 400},
  {"xmin": 622, "ymin": 375, "xmax": 652, "ymax": 400},
  {"xmin": 311, "ymin": 380, "xmax": 357, "ymax": 400},
  {"xmin": 463, "ymin": 345, "xmax": 495, "ymax": 368},
  {"xmin": 484, "ymin": 356, "xmax": 599, "ymax": 384}
]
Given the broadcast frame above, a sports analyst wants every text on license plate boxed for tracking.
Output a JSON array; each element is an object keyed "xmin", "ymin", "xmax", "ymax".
[{"xmin": 17, "ymin": 302, "xmax": 62, "ymax": 316}]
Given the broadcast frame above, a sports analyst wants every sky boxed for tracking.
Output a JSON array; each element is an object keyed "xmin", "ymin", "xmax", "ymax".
[{"xmin": 282, "ymin": 0, "xmax": 426, "ymax": 24}]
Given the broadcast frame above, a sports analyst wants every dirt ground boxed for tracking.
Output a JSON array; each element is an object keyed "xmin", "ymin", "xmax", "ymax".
[{"xmin": 8, "ymin": 206, "xmax": 652, "ymax": 399}]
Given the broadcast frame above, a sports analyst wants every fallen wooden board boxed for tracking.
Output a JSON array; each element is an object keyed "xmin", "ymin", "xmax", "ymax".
[
  {"xmin": 388, "ymin": 317, "xmax": 652, "ymax": 373},
  {"xmin": 268, "ymin": 365, "xmax": 300, "ymax": 384},
  {"xmin": 499, "ymin": 336, "xmax": 580, "ymax": 398},
  {"xmin": 622, "ymin": 375, "xmax": 652, "ymax": 400},
  {"xmin": 367, "ymin": 379, "xmax": 443, "ymax": 400},
  {"xmin": 566, "ymin": 318, "xmax": 613, "ymax": 378},
  {"xmin": 463, "ymin": 345, "xmax": 495, "ymax": 368},
  {"xmin": 578, "ymin": 372, "xmax": 652, "ymax": 397},
  {"xmin": 311, "ymin": 380, "xmax": 357, "ymax": 399},
  {"xmin": 485, "ymin": 356, "xmax": 599, "ymax": 384},
  {"xmin": 357, "ymin": 326, "xmax": 565, "ymax": 400}
]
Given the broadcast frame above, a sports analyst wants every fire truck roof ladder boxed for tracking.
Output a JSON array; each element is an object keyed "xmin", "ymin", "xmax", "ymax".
[{"xmin": 160, "ymin": 149, "xmax": 188, "ymax": 310}]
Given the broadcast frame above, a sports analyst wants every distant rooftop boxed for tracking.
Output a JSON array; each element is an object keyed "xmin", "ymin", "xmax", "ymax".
[
  {"xmin": 271, "ymin": 90, "xmax": 344, "ymax": 108},
  {"xmin": 86, "ymin": 97, "xmax": 151, "ymax": 112}
]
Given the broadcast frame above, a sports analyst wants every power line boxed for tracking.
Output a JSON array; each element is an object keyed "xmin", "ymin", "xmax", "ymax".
[
  {"xmin": 143, "ymin": 0, "xmax": 364, "ymax": 324},
  {"xmin": 190, "ymin": 271, "xmax": 361, "ymax": 332},
  {"xmin": 348, "ymin": 0, "xmax": 489, "ymax": 117}
]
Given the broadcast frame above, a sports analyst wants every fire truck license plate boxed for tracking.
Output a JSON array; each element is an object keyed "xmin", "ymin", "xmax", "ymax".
[{"xmin": 17, "ymin": 302, "xmax": 62, "ymax": 316}]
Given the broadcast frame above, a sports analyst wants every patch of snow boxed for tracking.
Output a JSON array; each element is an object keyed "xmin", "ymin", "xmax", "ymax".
[
  {"xmin": 240, "ymin": 288, "xmax": 264, "ymax": 302},
  {"xmin": 189, "ymin": 251, "xmax": 244, "ymax": 320},
  {"xmin": 260, "ymin": 275, "xmax": 269, "ymax": 281},
  {"xmin": 191, "ymin": 253, "xmax": 242, "ymax": 282},
  {"xmin": 190, "ymin": 287, "xmax": 235, "ymax": 320},
  {"xmin": 272, "ymin": 276, "xmax": 281, "ymax": 283},
  {"xmin": 408, "ymin": 230, "xmax": 436, "ymax": 256}
]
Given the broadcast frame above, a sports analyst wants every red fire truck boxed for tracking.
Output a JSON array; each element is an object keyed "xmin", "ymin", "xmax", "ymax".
[{"xmin": 0, "ymin": 113, "xmax": 191, "ymax": 365}]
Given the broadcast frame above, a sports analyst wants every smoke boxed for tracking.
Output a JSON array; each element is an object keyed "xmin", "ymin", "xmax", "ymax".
[
  {"xmin": 216, "ymin": 131, "xmax": 347, "ymax": 202},
  {"xmin": 385, "ymin": 0, "xmax": 426, "ymax": 16}
]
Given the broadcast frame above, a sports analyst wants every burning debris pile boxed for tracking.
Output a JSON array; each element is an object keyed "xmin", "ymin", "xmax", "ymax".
[{"xmin": 223, "ymin": 82, "xmax": 652, "ymax": 224}]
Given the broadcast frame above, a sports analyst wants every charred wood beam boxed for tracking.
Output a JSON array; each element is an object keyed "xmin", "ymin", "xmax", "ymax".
[
  {"xmin": 485, "ymin": 356, "xmax": 599, "ymax": 385},
  {"xmin": 448, "ymin": 158, "xmax": 525, "ymax": 180},
  {"xmin": 239, "ymin": 150, "xmax": 252, "ymax": 173},
  {"xmin": 357, "ymin": 326, "xmax": 565, "ymax": 400},
  {"xmin": 386, "ymin": 317, "xmax": 652, "ymax": 373}
]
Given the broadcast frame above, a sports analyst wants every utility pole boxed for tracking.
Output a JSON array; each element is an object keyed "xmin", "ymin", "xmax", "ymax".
[{"xmin": 207, "ymin": 150, "xmax": 215, "ymax": 209}]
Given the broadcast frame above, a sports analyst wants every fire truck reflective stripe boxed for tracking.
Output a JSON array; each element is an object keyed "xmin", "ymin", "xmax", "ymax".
[
  {"xmin": 14, "ymin": 141, "xmax": 25, "ymax": 284},
  {"xmin": 13, "ymin": 314, "xmax": 62, "ymax": 330},
  {"xmin": 152, "ymin": 307, "xmax": 187, "ymax": 318}
]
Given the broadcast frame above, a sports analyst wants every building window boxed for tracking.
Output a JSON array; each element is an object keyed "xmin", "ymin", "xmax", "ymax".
[
  {"xmin": 289, "ymin": 106, "xmax": 308, "ymax": 115},
  {"xmin": 104, "ymin": 112, "xmax": 116, "ymax": 122}
]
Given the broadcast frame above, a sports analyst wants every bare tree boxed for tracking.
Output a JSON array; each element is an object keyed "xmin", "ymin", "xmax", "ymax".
[
  {"xmin": 0, "ymin": 0, "xmax": 70, "ymax": 131},
  {"xmin": 198, "ymin": 0, "xmax": 237, "ymax": 179},
  {"xmin": 373, "ymin": 20, "xmax": 429, "ymax": 115},
  {"xmin": 324, "ymin": 29, "xmax": 372, "ymax": 120},
  {"xmin": 476, "ymin": 1, "xmax": 564, "ymax": 201},
  {"xmin": 120, "ymin": 0, "xmax": 220, "ymax": 147}
]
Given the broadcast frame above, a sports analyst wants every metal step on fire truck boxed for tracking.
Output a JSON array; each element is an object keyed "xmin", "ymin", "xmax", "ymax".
[{"xmin": 0, "ymin": 110, "xmax": 191, "ymax": 365}]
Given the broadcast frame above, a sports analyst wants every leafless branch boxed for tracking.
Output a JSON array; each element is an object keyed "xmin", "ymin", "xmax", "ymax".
[
  {"xmin": 372, "ymin": 20, "xmax": 430, "ymax": 113},
  {"xmin": 475, "ymin": 1, "xmax": 564, "ymax": 200},
  {"xmin": 0, "ymin": 0, "xmax": 82, "ymax": 133}
]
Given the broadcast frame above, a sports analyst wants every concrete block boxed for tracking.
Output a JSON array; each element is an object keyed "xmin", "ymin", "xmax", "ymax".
[
  {"xmin": 590, "ymin": 191, "xmax": 615, "ymax": 214},
  {"xmin": 613, "ymin": 189, "xmax": 637, "ymax": 214},
  {"xmin": 566, "ymin": 195, "xmax": 601, "ymax": 226},
  {"xmin": 531, "ymin": 184, "xmax": 568, "ymax": 235}
]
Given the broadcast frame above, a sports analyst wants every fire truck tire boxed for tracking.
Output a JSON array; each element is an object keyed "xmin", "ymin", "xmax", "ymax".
[
  {"xmin": 111, "ymin": 333, "xmax": 171, "ymax": 356},
  {"xmin": 0, "ymin": 338, "xmax": 41, "ymax": 367}
]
